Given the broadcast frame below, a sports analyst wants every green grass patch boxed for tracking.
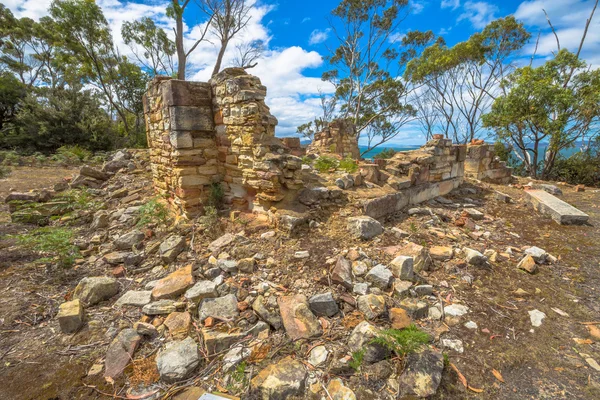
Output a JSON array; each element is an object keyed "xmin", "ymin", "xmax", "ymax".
[
  {"xmin": 339, "ymin": 157, "xmax": 358, "ymax": 173},
  {"xmin": 16, "ymin": 227, "xmax": 80, "ymax": 268},
  {"xmin": 137, "ymin": 197, "xmax": 171, "ymax": 228},
  {"xmin": 349, "ymin": 349, "xmax": 365, "ymax": 371},
  {"xmin": 314, "ymin": 156, "xmax": 339, "ymax": 173},
  {"xmin": 370, "ymin": 325, "xmax": 430, "ymax": 357}
]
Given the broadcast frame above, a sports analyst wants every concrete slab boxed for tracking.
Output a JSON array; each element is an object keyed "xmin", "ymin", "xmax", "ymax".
[{"xmin": 525, "ymin": 190, "xmax": 589, "ymax": 225}]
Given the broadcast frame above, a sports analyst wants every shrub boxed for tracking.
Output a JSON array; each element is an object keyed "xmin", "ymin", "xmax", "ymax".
[
  {"xmin": 56, "ymin": 145, "xmax": 92, "ymax": 163},
  {"xmin": 314, "ymin": 156, "xmax": 339, "ymax": 173},
  {"xmin": 17, "ymin": 227, "xmax": 80, "ymax": 268},
  {"xmin": 137, "ymin": 198, "xmax": 171, "ymax": 228},
  {"xmin": 374, "ymin": 148, "xmax": 397, "ymax": 159},
  {"xmin": 370, "ymin": 325, "xmax": 430, "ymax": 357},
  {"xmin": 0, "ymin": 165, "xmax": 11, "ymax": 179},
  {"xmin": 547, "ymin": 149, "xmax": 600, "ymax": 187},
  {"xmin": 200, "ymin": 205, "xmax": 222, "ymax": 238},
  {"xmin": 339, "ymin": 157, "xmax": 358, "ymax": 173},
  {"xmin": 301, "ymin": 156, "xmax": 313, "ymax": 165},
  {"xmin": 1, "ymin": 150, "xmax": 21, "ymax": 166},
  {"xmin": 207, "ymin": 182, "xmax": 224, "ymax": 208}
]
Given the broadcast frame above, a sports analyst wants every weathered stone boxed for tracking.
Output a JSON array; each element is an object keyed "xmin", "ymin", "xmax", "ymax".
[
  {"xmin": 134, "ymin": 322, "xmax": 158, "ymax": 337},
  {"xmin": 80, "ymin": 165, "xmax": 109, "ymax": 181},
  {"xmin": 327, "ymin": 379, "xmax": 356, "ymax": 400},
  {"xmin": 164, "ymin": 311, "xmax": 191, "ymax": 339},
  {"xmin": 393, "ymin": 280, "xmax": 413, "ymax": 298},
  {"xmin": 524, "ymin": 246, "xmax": 547, "ymax": 263},
  {"xmin": 308, "ymin": 345, "xmax": 329, "ymax": 367},
  {"xmin": 278, "ymin": 294, "xmax": 322, "ymax": 339},
  {"xmin": 347, "ymin": 321, "xmax": 390, "ymax": 364},
  {"xmin": 309, "ymin": 292, "xmax": 339, "ymax": 317},
  {"xmin": 91, "ymin": 210, "xmax": 109, "ymax": 230},
  {"xmin": 114, "ymin": 290, "xmax": 152, "ymax": 307},
  {"xmin": 398, "ymin": 350, "xmax": 444, "ymax": 398},
  {"xmin": 463, "ymin": 208, "xmax": 484, "ymax": 220},
  {"xmin": 202, "ymin": 328, "xmax": 246, "ymax": 355},
  {"xmin": 517, "ymin": 255, "xmax": 538, "ymax": 274},
  {"xmin": 525, "ymin": 190, "xmax": 589, "ymax": 225},
  {"xmin": 390, "ymin": 256, "xmax": 414, "ymax": 281},
  {"xmin": 114, "ymin": 230, "xmax": 145, "ymax": 250},
  {"xmin": 159, "ymin": 235, "xmax": 186, "ymax": 263},
  {"xmin": 73, "ymin": 276, "xmax": 119, "ymax": 306},
  {"xmin": 463, "ymin": 247, "xmax": 487, "ymax": 267},
  {"xmin": 444, "ymin": 304, "xmax": 469, "ymax": 317},
  {"xmin": 250, "ymin": 357, "xmax": 307, "ymax": 400},
  {"xmin": 331, "ymin": 256, "xmax": 353, "ymax": 289},
  {"xmin": 143, "ymin": 300, "xmax": 177, "ymax": 315},
  {"xmin": 389, "ymin": 307, "xmax": 412, "ymax": 329},
  {"xmin": 414, "ymin": 284, "xmax": 433, "ymax": 296},
  {"xmin": 252, "ymin": 295, "xmax": 283, "ymax": 329},
  {"xmin": 529, "ymin": 309, "xmax": 546, "ymax": 327},
  {"xmin": 357, "ymin": 294, "xmax": 386, "ymax": 320},
  {"xmin": 399, "ymin": 298, "xmax": 428, "ymax": 319},
  {"xmin": 104, "ymin": 329, "xmax": 141, "ymax": 379},
  {"xmin": 152, "ymin": 265, "xmax": 194, "ymax": 300},
  {"xmin": 199, "ymin": 294, "xmax": 239, "ymax": 322},
  {"xmin": 157, "ymin": 337, "xmax": 199, "ymax": 383},
  {"xmin": 184, "ymin": 280, "xmax": 218, "ymax": 302},
  {"xmin": 208, "ymin": 233, "xmax": 236, "ymax": 253},
  {"xmin": 103, "ymin": 251, "xmax": 130, "ymax": 265},
  {"xmin": 429, "ymin": 246, "xmax": 453, "ymax": 261},
  {"xmin": 441, "ymin": 338, "xmax": 464, "ymax": 353},
  {"xmin": 365, "ymin": 264, "xmax": 393, "ymax": 290},
  {"xmin": 394, "ymin": 242, "xmax": 432, "ymax": 272},
  {"xmin": 57, "ymin": 299, "xmax": 84, "ymax": 333},
  {"xmin": 347, "ymin": 216, "xmax": 384, "ymax": 240}
]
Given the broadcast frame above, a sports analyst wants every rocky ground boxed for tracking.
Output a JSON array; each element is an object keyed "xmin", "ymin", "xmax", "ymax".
[{"xmin": 1, "ymin": 149, "xmax": 599, "ymax": 400}]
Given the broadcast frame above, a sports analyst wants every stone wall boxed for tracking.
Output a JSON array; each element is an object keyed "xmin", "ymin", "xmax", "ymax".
[
  {"xmin": 143, "ymin": 69, "xmax": 304, "ymax": 217},
  {"xmin": 361, "ymin": 138, "xmax": 467, "ymax": 218},
  {"xmin": 464, "ymin": 143, "xmax": 512, "ymax": 184},
  {"xmin": 306, "ymin": 119, "xmax": 360, "ymax": 159}
]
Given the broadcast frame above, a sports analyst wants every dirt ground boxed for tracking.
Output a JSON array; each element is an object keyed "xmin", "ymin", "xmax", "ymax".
[{"xmin": 0, "ymin": 165, "xmax": 599, "ymax": 400}]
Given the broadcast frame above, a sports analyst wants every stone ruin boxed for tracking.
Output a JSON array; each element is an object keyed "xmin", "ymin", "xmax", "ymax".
[
  {"xmin": 144, "ymin": 70, "xmax": 513, "ymax": 219},
  {"xmin": 143, "ymin": 68, "xmax": 304, "ymax": 217},
  {"xmin": 306, "ymin": 119, "xmax": 360, "ymax": 159}
]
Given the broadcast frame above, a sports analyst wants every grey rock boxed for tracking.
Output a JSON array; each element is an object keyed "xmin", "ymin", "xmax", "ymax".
[
  {"xmin": 250, "ymin": 357, "xmax": 308, "ymax": 400},
  {"xmin": 309, "ymin": 292, "xmax": 339, "ymax": 317},
  {"xmin": 308, "ymin": 345, "xmax": 329, "ymax": 367},
  {"xmin": 353, "ymin": 282, "xmax": 369, "ymax": 295},
  {"xmin": 223, "ymin": 345, "xmax": 252, "ymax": 372},
  {"xmin": 444, "ymin": 304, "xmax": 469, "ymax": 317},
  {"xmin": 198, "ymin": 294, "xmax": 239, "ymax": 322},
  {"xmin": 208, "ymin": 233, "xmax": 236, "ymax": 253},
  {"xmin": 399, "ymin": 298, "xmax": 428, "ymax": 319},
  {"xmin": 73, "ymin": 277, "xmax": 119, "ymax": 306},
  {"xmin": 357, "ymin": 294, "xmax": 386, "ymax": 320},
  {"xmin": 114, "ymin": 290, "xmax": 152, "ymax": 307},
  {"xmin": 414, "ymin": 285, "xmax": 433, "ymax": 296},
  {"xmin": 463, "ymin": 247, "xmax": 488, "ymax": 267},
  {"xmin": 347, "ymin": 321, "xmax": 390, "ymax": 364},
  {"xmin": 134, "ymin": 322, "xmax": 158, "ymax": 337},
  {"xmin": 91, "ymin": 210, "xmax": 109, "ymax": 230},
  {"xmin": 398, "ymin": 350, "xmax": 444, "ymax": 398},
  {"xmin": 524, "ymin": 246, "xmax": 548, "ymax": 263},
  {"xmin": 390, "ymin": 256, "xmax": 414, "ymax": 281},
  {"xmin": 143, "ymin": 300, "xmax": 176, "ymax": 315},
  {"xmin": 104, "ymin": 329, "xmax": 141, "ymax": 379},
  {"xmin": 114, "ymin": 230, "xmax": 145, "ymax": 250},
  {"xmin": 347, "ymin": 216, "xmax": 384, "ymax": 240},
  {"xmin": 80, "ymin": 165, "xmax": 109, "ymax": 181},
  {"xmin": 184, "ymin": 280, "xmax": 218, "ymax": 303},
  {"xmin": 365, "ymin": 264, "xmax": 393, "ymax": 289},
  {"xmin": 441, "ymin": 339, "xmax": 464, "ymax": 353},
  {"xmin": 217, "ymin": 259, "xmax": 238, "ymax": 273},
  {"xmin": 159, "ymin": 235, "xmax": 186, "ymax": 263},
  {"xmin": 393, "ymin": 280, "xmax": 413, "ymax": 298},
  {"xmin": 156, "ymin": 337, "xmax": 199, "ymax": 383}
]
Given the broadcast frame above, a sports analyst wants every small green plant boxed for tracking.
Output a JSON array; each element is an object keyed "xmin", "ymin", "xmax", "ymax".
[
  {"xmin": 301, "ymin": 156, "xmax": 314, "ymax": 165},
  {"xmin": 17, "ymin": 227, "xmax": 80, "ymax": 268},
  {"xmin": 374, "ymin": 148, "xmax": 397, "ymax": 159},
  {"xmin": 1, "ymin": 151, "xmax": 21, "ymax": 166},
  {"xmin": 207, "ymin": 182, "xmax": 224, "ymax": 208},
  {"xmin": 370, "ymin": 325, "xmax": 429, "ymax": 357},
  {"xmin": 339, "ymin": 157, "xmax": 358, "ymax": 173},
  {"xmin": 199, "ymin": 205, "xmax": 222, "ymax": 238},
  {"xmin": 231, "ymin": 362, "xmax": 248, "ymax": 384},
  {"xmin": 443, "ymin": 353, "xmax": 450, "ymax": 367},
  {"xmin": 314, "ymin": 156, "xmax": 339, "ymax": 173},
  {"xmin": 137, "ymin": 198, "xmax": 170, "ymax": 228},
  {"xmin": 349, "ymin": 349, "xmax": 365, "ymax": 371},
  {"xmin": 409, "ymin": 222, "xmax": 418, "ymax": 233},
  {"xmin": 56, "ymin": 145, "xmax": 92, "ymax": 162},
  {"xmin": 0, "ymin": 165, "xmax": 11, "ymax": 179}
]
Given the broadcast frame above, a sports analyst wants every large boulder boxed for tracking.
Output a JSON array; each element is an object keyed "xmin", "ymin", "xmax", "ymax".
[
  {"xmin": 156, "ymin": 337, "xmax": 199, "ymax": 383},
  {"xmin": 73, "ymin": 277, "xmax": 119, "ymax": 306},
  {"xmin": 347, "ymin": 216, "xmax": 384, "ymax": 240}
]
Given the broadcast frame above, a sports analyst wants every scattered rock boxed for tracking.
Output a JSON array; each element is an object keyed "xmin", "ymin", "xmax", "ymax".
[
  {"xmin": 73, "ymin": 276, "xmax": 119, "ymax": 306},
  {"xmin": 347, "ymin": 216, "xmax": 384, "ymax": 240},
  {"xmin": 114, "ymin": 290, "xmax": 152, "ymax": 307},
  {"xmin": 208, "ymin": 233, "xmax": 236, "ymax": 253},
  {"xmin": 308, "ymin": 292, "xmax": 339, "ymax": 317},
  {"xmin": 399, "ymin": 298, "xmax": 428, "ymax": 319},
  {"xmin": 429, "ymin": 246, "xmax": 453, "ymax": 261},
  {"xmin": 80, "ymin": 165, "xmax": 109, "ymax": 181},
  {"xmin": 357, "ymin": 294, "xmax": 386, "ymax": 320},
  {"xmin": 393, "ymin": 280, "xmax": 413, "ymax": 298},
  {"xmin": 251, "ymin": 357, "xmax": 307, "ymax": 400},
  {"xmin": 327, "ymin": 379, "xmax": 356, "ymax": 400},
  {"xmin": 199, "ymin": 294, "xmax": 239, "ymax": 322},
  {"xmin": 104, "ymin": 329, "xmax": 141, "ymax": 379},
  {"xmin": 202, "ymin": 329, "xmax": 246, "ymax": 355},
  {"xmin": 222, "ymin": 345, "xmax": 252, "ymax": 372},
  {"xmin": 152, "ymin": 265, "xmax": 194, "ymax": 300},
  {"xmin": 134, "ymin": 322, "xmax": 158, "ymax": 337},
  {"xmin": 529, "ymin": 309, "xmax": 546, "ymax": 327},
  {"xmin": 463, "ymin": 247, "xmax": 487, "ymax": 267},
  {"xmin": 463, "ymin": 208, "xmax": 484, "ymax": 220},
  {"xmin": 524, "ymin": 246, "xmax": 547, "ymax": 263},
  {"xmin": 143, "ymin": 300, "xmax": 177, "ymax": 315},
  {"xmin": 164, "ymin": 311, "xmax": 191, "ymax": 338},
  {"xmin": 159, "ymin": 235, "xmax": 186, "ymax": 263},
  {"xmin": 57, "ymin": 299, "xmax": 84, "ymax": 333},
  {"xmin": 444, "ymin": 304, "xmax": 469, "ymax": 317},
  {"xmin": 390, "ymin": 256, "xmax": 414, "ymax": 281},
  {"xmin": 184, "ymin": 280, "xmax": 218, "ymax": 303},
  {"xmin": 347, "ymin": 321, "xmax": 390, "ymax": 364},
  {"xmin": 308, "ymin": 345, "xmax": 329, "ymax": 367},
  {"xmin": 278, "ymin": 294, "xmax": 322, "ymax": 339},
  {"xmin": 464, "ymin": 321, "xmax": 478, "ymax": 330},
  {"xmin": 398, "ymin": 350, "xmax": 444, "ymax": 398},
  {"xmin": 365, "ymin": 264, "xmax": 393, "ymax": 289},
  {"xmin": 389, "ymin": 307, "xmax": 412, "ymax": 329},
  {"xmin": 114, "ymin": 230, "xmax": 145, "ymax": 250},
  {"xmin": 441, "ymin": 338, "xmax": 464, "ymax": 353},
  {"xmin": 90, "ymin": 210, "xmax": 109, "ymax": 230},
  {"xmin": 332, "ymin": 256, "xmax": 353, "ymax": 289},
  {"xmin": 156, "ymin": 337, "xmax": 199, "ymax": 383},
  {"xmin": 517, "ymin": 255, "xmax": 538, "ymax": 274},
  {"xmin": 252, "ymin": 295, "xmax": 283, "ymax": 329}
]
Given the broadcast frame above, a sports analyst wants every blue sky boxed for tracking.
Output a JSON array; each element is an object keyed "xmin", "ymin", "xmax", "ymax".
[{"xmin": 5, "ymin": 0, "xmax": 600, "ymax": 145}]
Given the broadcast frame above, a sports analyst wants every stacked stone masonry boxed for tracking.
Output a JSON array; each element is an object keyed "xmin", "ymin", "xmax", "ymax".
[
  {"xmin": 307, "ymin": 119, "xmax": 360, "ymax": 159},
  {"xmin": 143, "ymin": 68, "xmax": 303, "ymax": 217},
  {"xmin": 464, "ymin": 143, "xmax": 513, "ymax": 184}
]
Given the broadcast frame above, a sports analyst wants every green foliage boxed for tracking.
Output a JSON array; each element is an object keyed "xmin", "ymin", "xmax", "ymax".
[
  {"xmin": 200, "ymin": 205, "xmax": 222, "ymax": 239},
  {"xmin": 370, "ymin": 325, "xmax": 429, "ymax": 357},
  {"xmin": 374, "ymin": 148, "xmax": 397, "ymax": 159},
  {"xmin": 339, "ymin": 157, "xmax": 358, "ymax": 173},
  {"xmin": 409, "ymin": 222, "xmax": 418, "ymax": 233},
  {"xmin": 122, "ymin": 17, "xmax": 175, "ymax": 76},
  {"xmin": 231, "ymin": 362, "xmax": 248, "ymax": 384},
  {"xmin": 301, "ymin": 156, "xmax": 313, "ymax": 165},
  {"xmin": 0, "ymin": 150, "xmax": 21, "ymax": 166},
  {"xmin": 349, "ymin": 349, "xmax": 365, "ymax": 371},
  {"xmin": 314, "ymin": 156, "xmax": 339, "ymax": 173},
  {"xmin": 0, "ymin": 165, "xmax": 11, "ymax": 178},
  {"xmin": 207, "ymin": 182, "xmax": 225, "ymax": 208},
  {"xmin": 0, "ymin": 71, "xmax": 26, "ymax": 130},
  {"xmin": 546, "ymin": 143, "xmax": 600, "ymax": 187},
  {"xmin": 57, "ymin": 145, "xmax": 92, "ymax": 162},
  {"xmin": 483, "ymin": 49, "xmax": 600, "ymax": 179},
  {"xmin": 17, "ymin": 227, "xmax": 80, "ymax": 268},
  {"xmin": 137, "ymin": 198, "xmax": 170, "ymax": 228}
]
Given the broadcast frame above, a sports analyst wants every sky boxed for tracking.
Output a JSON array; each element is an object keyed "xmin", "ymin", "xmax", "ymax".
[{"xmin": 4, "ymin": 0, "xmax": 600, "ymax": 145}]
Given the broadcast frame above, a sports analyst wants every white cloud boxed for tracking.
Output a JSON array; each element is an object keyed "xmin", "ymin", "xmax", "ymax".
[
  {"xmin": 389, "ymin": 32, "xmax": 407, "ymax": 44},
  {"xmin": 441, "ymin": 0, "xmax": 460, "ymax": 10},
  {"xmin": 457, "ymin": 1, "xmax": 498, "ymax": 29},
  {"xmin": 308, "ymin": 28, "xmax": 330, "ymax": 45},
  {"xmin": 411, "ymin": 0, "xmax": 428, "ymax": 14},
  {"xmin": 302, "ymin": 17, "xmax": 311, "ymax": 23}
]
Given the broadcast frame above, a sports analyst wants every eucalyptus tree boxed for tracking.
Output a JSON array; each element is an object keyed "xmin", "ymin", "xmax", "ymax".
[
  {"xmin": 122, "ymin": 17, "xmax": 176, "ymax": 77},
  {"xmin": 322, "ymin": 0, "xmax": 418, "ymax": 155}
]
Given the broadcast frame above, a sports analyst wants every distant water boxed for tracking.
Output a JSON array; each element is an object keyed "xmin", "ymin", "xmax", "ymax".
[{"xmin": 360, "ymin": 145, "xmax": 421, "ymax": 159}]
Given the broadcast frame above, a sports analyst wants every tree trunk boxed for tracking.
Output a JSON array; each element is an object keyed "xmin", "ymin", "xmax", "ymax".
[
  {"xmin": 211, "ymin": 39, "xmax": 228, "ymax": 77},
  {"xmin": 175, "ymin": 9, "xmax": 186, "ymax": 80}
]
